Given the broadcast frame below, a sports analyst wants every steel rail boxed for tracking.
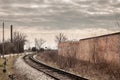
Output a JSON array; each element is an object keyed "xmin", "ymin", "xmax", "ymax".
[{"xmin": 23, "ymin": 54, "xmax": 88, "ymax": 80}]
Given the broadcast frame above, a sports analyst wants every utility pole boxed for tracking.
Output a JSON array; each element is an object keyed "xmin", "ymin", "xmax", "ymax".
[
  {"xmin": 2, "ymin": 22, "xmax": 5, "ymax": 58},
  {"xmin": 10, "ymin": 25, "xmax": 13, "ymax": 43},
  {"xmin": 2, "ymin": 22, "xmax": 7, "ymax": 74}
]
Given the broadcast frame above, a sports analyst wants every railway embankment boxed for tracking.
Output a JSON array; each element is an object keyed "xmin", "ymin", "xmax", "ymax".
[
  {"xmin": 14, "ymin": 56, "xmax": 54, "ymax": 80},
  {"xmin": 36, "ymin": 51, "xmax": 120, "ymax": 80}
]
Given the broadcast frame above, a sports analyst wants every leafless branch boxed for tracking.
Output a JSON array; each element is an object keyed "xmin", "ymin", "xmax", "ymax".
[{"xmin": 55, "ymin": 33, "xmax": 67, "ymax": 43}]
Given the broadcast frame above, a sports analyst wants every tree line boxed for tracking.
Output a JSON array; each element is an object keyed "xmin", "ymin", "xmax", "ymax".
[
  {"xmin": 0, "ymin": 31, "xmax": 27, "ymax": 55},
  {"xmin": 0, "ymin": 32, "xmax": 68, "ymax": 54}
]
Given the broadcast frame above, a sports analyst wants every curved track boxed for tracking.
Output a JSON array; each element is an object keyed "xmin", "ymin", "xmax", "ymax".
[{"xmin": 23, "ymin": 54, "xmax": 88, "ymax": 80}]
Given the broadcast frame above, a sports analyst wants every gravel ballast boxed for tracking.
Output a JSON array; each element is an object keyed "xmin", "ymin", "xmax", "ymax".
[{"xmin": 14, "ymin": 56, "xmax": 54, "ymax": 80}]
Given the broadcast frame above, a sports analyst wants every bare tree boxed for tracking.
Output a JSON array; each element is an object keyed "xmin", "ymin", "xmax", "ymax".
[
  {"xmin": 0, "ymin": 31, "xmax": 27, "ymax": 54},
  {"xmin": 25, "ymin": 40, "xmax": 31, "ymax": 50},
  {"xmin": 13, "ymin": 31, "xmax": 27, "ymax": 53},
  {"xmin": 35, "ymin": 38, "xmax": 46, "ymax": 51},
  {"xmin": 114, "ymin": 14, "xmax": 120, "ymax": 28},
  {"xmin": 55, "ymin": 33, "xmax": 67, "ymax": 43}
]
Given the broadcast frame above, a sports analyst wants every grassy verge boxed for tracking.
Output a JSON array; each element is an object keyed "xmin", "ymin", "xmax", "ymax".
[
  {"xmin": 36, "ymin": 51, "xmax": 120, "ymax": 80},
  {"xmin": 0, "ymin": 56, "xmax": 18, "ymax": 80}
]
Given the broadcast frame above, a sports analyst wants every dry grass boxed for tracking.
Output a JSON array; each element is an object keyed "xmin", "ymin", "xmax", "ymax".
[
  {"xmin": 0, "ymin": 54, "xmax": 30, "ymax": 80},
  {"xmin": 37, "ymin": 51, "xmax": 120, "ymax": 80},
  {"xmin": 0, "ymin": 56, "xmax": 18, "ymax": 80}
]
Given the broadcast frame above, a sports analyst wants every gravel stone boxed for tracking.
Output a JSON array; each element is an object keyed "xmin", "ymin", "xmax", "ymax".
[{"xmin": 14, "ymin": 56, "xmax": 54, "ymax": 80}]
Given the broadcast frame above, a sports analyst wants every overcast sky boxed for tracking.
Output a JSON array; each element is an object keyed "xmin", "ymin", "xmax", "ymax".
[{"xmin": 0, "ymin": 0, "xmax": 120, "ymax": 48}]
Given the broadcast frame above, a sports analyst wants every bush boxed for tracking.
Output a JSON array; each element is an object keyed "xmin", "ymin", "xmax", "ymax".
[
  {"xmin": 32, "ymin": 47, "xmax": 37, "ymax": 52},
  {"xmin": 39, "ymin": 48, "xmax": 44, "ymax": 52},
  {"xmin": 37, "ymin": 50, "xmax": 120, "ymax": 80}
]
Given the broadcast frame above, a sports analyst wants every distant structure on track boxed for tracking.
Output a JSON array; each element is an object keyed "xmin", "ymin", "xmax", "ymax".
[{"xmin": 58, "ymin": 32, "xmax": 120, "ymax": 66}]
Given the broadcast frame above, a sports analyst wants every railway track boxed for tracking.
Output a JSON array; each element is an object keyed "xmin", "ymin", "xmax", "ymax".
[{"xmin": 23, "ymin": 54, "xmax": 88, "ymax": 80}]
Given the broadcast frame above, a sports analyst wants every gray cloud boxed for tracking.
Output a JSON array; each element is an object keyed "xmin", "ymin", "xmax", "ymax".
[{"xmin": 0, "ymin": 0, "xmax": 120, "ymax": 30}]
